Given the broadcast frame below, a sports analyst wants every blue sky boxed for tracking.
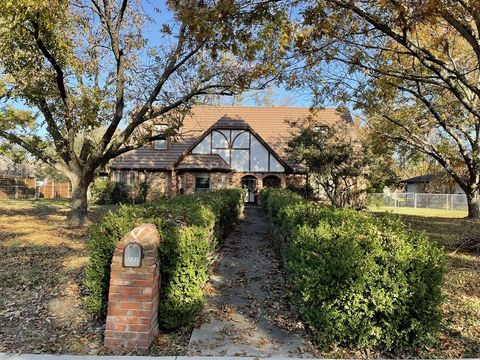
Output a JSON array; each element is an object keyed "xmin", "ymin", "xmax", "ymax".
[
  {"xmin": 6, "ymin": 1, "xmax": 321, "ymax": 139},
  {"xmin": 140, "ymin": 1, "xmax": 315, "ymax": 108}
]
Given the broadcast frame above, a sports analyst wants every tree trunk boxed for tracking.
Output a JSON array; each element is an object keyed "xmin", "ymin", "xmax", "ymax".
[
  {"xmin": 465, "ymin": 187, "xmax": 480, "ymax": 220},
  {"xmin": 68, "ymin": 176, "xmax": 92, "ymax": 226}
]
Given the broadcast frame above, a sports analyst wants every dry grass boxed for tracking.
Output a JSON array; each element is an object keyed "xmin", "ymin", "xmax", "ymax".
[
  {"xmin": 0, "ymin": 199, "xmax": 190, "ymax": 355},
  {"xmin": 373, "ymin": 210, "xmax": 480, "ymax": 358},
  {"xmin": 0, "ymin": 200, "xmax": 112, "ymax": 353}
]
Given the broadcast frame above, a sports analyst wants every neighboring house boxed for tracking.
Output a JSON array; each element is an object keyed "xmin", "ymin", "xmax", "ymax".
[
  {"xmin": 110, "ymin": 106, "xmax": 353, "ymax": 203},
  {"xmin": 401, "ymin": 174, "xmax": 434, "ymax": 193},
  {"xmin": 401, "ymin": 173, "xmax": 464, "ymax": 194},
  {"xmin": 0, "ymin": 156, "xmax": 32, "ymax": 178}
]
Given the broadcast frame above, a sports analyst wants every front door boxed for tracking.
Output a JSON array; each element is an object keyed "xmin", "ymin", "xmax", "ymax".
[{"xmin": 241, "ymin": 176, "xmax": 257, "ymax": 204}]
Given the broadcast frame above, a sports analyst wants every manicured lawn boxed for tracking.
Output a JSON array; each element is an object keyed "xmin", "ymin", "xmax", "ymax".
[{"xmin": 372, "ymin": 209, "xmax": 480, "ymax": 358}]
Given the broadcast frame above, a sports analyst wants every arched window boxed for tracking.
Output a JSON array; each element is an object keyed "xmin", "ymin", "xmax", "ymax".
[
  {"xmin": 232, "ymin": 130, "xmax": 250, "ymax": 148},
  {"xmin": 263, "ymin": 175, "xmax": 281, "ymax": 188},
  {"xmin": 191, "ymin": 128, "xmax": 285, "ymax": 172}
]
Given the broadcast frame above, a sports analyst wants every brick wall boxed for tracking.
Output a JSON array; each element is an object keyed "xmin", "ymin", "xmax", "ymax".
[
  {"xmin": 179, "ymin": 172, "xmax": 196, "ymax": 194},
  {"xmin": 144, "ymin": 171, "xmax": 306, "ymax": 197},
  {"xmin": 179, "ymin": 171, "xmax": 229, "ymax": 194},
  {"xmin": 230, "ymin": 172, "xmax": 288, "ymax": 191},
  {"xmin": 177, "ymin": 171, "xmax": 303, "ymax": 195},
  {"xmin": 104, "ymin": 224, "xmax": 161, "ymax": 351},
  {"xmin": 145, "ymin": 172, "xmax": 170, "ymax": 201},
  {"xmin": 286, "ymin": 174, "xmax": 307, "ymax": 189}
]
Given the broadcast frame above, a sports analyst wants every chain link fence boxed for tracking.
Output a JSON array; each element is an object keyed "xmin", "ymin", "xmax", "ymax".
[{"xmin": 368, "ymin": 192, "xmax": 468, "ymax": 211}]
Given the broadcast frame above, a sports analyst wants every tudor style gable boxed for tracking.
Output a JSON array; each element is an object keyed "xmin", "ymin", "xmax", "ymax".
[{"xmin": 187, "ymin": 117, "xmax": 287, "ymax": 173}]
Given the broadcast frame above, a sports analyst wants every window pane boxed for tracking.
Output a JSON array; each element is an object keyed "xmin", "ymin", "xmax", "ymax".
[
  {"xmin": 153, "ymin": 124, "xmax": 168, "ymax": 150},
  {"xmin": 219, "ymin": 130, "xmax": 231, "ymax": 143},
  {"xmin": 212, "ymin": 149, "xmax": 230, "ymax": 163},
  {"xmin": 117, "ymin": 170, "xmax": 128, "ymax": 183},
  {"xmin": 212, "ymin": 130, "xmax": 229, "ymax": 149},
  {"xmin": 154, "ymin": 138, "xmax": 167, "ymax": 149},
  {"xmin": 129, "ymin": 171, "xmax": 138, "ymax": 184},
  {"xmin": 192, "ymin": 134, "xmax": 211, "ymax": 154},
  {"xmin": 195, "ymin": 173, "xmax": 210, "ymax": 192},
  {"xmin": 251, "ymin": 137, "xmax": 269, "ymax": 171},
  {"xmin": 269, "ymin": 155, "xmax": 285, "ymax": 172},
  {"xmin": 232, "ymin": 131, "xmax": 249, "ymax": 149},
  {"xmin": 231, "ymin": 149, "xmax": 250, "ymax": 171}
]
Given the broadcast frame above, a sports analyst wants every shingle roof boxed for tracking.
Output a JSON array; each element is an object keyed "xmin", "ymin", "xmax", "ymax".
[
  {"xmin": 176, "ymin": 154, "xmax": 231, "ymax": 172},
  {"xmin": 110, "ymin": 106, "xmax": 353, "ymax": 171},
  {"xmin": 211, "ymin": 116, "xmax": 250, "ymax": 129},
  {"xmin": 401, "ymin": 174, "xmax": 433, "ymax": 184},
  {"xmin": 110, "ymin": 138, "xmax": 195, "ymax": 170}
]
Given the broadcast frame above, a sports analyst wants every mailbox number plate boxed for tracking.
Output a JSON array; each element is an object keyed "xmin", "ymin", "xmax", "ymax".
[{"xmin": 123, "ymin": 242, "xmax": 143, "ymax": 267}]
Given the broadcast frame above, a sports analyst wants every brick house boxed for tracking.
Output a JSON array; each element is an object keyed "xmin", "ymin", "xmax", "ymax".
[{"xmin": 110, "ymin": 106, "xmax": 353, "ymax": 203}]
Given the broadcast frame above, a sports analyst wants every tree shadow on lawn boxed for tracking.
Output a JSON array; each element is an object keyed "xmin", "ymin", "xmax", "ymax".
[
  {"xmin": 424, "ymin": 251, "xmax": 480, "ymax": 359},
  {"xmin": 0, "ymin": 200, "xmax": 115, "ymax": 223},
  {"xmin": 0, "ymin": 204, "xmax": 68, "ymax": 221}
]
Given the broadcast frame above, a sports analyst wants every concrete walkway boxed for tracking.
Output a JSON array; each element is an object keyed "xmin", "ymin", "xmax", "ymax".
[
  {"xmin": 0, "ymin": 354, "xmax": 320, "ymax": 360},
  {"xmin": 187, "ymin": 206, "xmax": 315, "ymax": 358}
]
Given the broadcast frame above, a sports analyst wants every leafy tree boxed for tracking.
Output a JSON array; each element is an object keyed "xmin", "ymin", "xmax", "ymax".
[
  {"xmin": 287, "ymin": 121, "xmax": 368, "ymax": 208},
  {"xmin": 0, "ymin": 0, "xmax": 290, "ymax": 225},
  {"xmin": 289, "ymin": 0, "xmax": 480, "ymax": 219},
  {"xmin": 359, "ymin": 126, "xmax": 400, "ymax": 193}
]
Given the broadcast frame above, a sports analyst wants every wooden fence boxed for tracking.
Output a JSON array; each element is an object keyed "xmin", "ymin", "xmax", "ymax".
[{"xmin": 0, "ymin": 177, "xmax": 71, "ymax": 200}]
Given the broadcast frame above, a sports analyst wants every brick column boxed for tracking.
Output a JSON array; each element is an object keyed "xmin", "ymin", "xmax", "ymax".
[{"xmin": 104, "ymin": 224, "xmax": 161, "ymax": 351}]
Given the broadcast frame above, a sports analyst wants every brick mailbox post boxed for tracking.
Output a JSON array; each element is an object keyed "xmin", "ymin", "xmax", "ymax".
[{"xmin": 104, "ymin": 224, "xmax": 161, "ymax": 351}]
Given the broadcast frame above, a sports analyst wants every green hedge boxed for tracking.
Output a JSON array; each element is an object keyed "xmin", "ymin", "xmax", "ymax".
[
  {"xmin": 261, "ymin": 188, "xmax": 445, "ymax": 352},
  {"xmin": 83, "ymin": 189, "xmax": 244, "ymax": 329},
  {"xmin": 90, "ymin": 179, "xmax": 150, "ymax": 205}
]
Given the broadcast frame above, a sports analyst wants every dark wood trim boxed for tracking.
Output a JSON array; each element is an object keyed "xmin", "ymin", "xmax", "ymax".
[
  {"xmin": 177, "ymin": 167, "xmax": 232, "ymax": 173},
  {"xmin": 170, "ymin": 118, "xmax": 292, "ymax": 172},
  {"xmin": 231, "ymin": 130, "xmax": 248, "ymax": 148},
  {"xmin": 248, "ymin": 131, "xmax": 252, "ymax": 171},
  {"xmin": 209, "ymin": 132, "xmax": 212, "ymax": 154},
  {"xmin": 171, "ymin": 122, "xmax": 219, "ymax": 169}
]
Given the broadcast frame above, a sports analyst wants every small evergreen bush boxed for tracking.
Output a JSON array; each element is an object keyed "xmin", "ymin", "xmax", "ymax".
[
  {"xmin": 261, "ymin": 188, "xmax": 446, "ymax": 353},
  {"xmin": 90, "ymin": 179, "xmax": 151, "ymax": 205},
  {"xmin": 83, "ymin": 189, "xmax": 244, "ymax": 329},
  {"xmin": 90, "ymin": 179, "xmax": 131, "ymax": 205},
  {"xmin": 129, "ymin": 181, "xmax": 150, "ymax": 204}
]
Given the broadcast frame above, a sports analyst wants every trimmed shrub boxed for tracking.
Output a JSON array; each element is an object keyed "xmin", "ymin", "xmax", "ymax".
[
  {"xmin": 90, "ymin": 179, "xmax": 131, "ymax": 205},
  {"xmin": 158, "ymin": 225, "xmax": 211, "ymax": 329},
  {"xmin": 261, "ymin": 188, "xmax": 446, "ymax": 352},
  {"xmin": 90, "ymin": 179, "xmax": 150, "ymax": 205},
  {"xmin": 129, "ymin": 181, "xmax": 150, "ymax": 204},
  {"xmin": 83, "ymin": 189, "xmax": 244, "ymax": 329}
]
